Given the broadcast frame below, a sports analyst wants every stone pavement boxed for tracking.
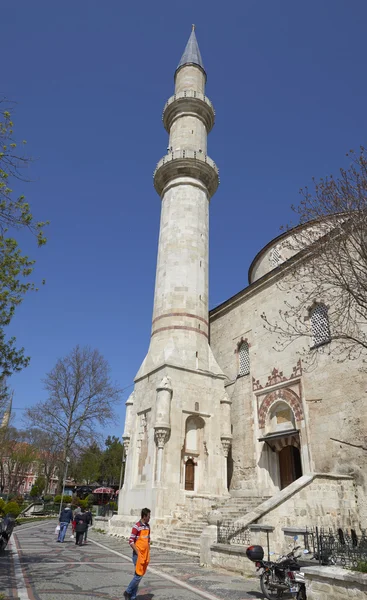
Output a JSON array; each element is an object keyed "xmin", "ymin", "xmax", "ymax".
[{"xmin": 0, "ymin": 520, "xmax": 265, "ymax": 600}]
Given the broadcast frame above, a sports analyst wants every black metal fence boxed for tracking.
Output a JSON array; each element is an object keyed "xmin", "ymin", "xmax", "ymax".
[
  {"xmin": 306, "ymin": 527, "xmax": 367, "ymax": 569},
  {"xmin": 217, "ymin": 523, "xmax": 250, "ymax": 546}
]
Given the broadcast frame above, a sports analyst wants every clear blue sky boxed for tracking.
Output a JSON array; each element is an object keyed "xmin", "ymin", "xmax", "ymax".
[{"xmin": 3, "ymin": 1, "xmax": 366, "ymax": 438}]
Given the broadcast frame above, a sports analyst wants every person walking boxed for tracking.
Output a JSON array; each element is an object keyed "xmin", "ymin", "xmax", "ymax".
[
  {"xmin": 83, "ymin": 509, "xmax": 93, "ymax": 544},
  {"xmin": 123, "ymin": 508, "xmax": 151, "ymax": 600},
  {"xmin": 70, "ymin": 504, "xmax": 81, "ymax": 539},
  {"xmin": 74, "ymin": 508, "xmax": 88, "ymax": 546},
  {"xmin": 57, "ymin": 504, "xmax": 73, "ymax": 543}
]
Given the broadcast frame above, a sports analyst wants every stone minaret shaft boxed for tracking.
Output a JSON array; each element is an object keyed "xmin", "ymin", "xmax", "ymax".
[{"xmin": 139, "ymin": 26, "xmax": 219, "ymax": 377}]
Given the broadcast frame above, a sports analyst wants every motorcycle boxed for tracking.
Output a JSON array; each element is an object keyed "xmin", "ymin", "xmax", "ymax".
[
  {"xmin": 246, "ymin": 543, "xmax": 307, "ymax": 599},
  {"xmin": 0, "ymin": 514, "xmax": 16, "ymax": 552}
]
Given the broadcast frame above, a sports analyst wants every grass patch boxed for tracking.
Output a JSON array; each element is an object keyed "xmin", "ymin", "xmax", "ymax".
[
  {"xmin": 92, "ymin": 528, "xmax": 106, "ymax": 534},
  {"xmin": 354, "ymin": 561, "xmax": 367, "ymax": 573}
]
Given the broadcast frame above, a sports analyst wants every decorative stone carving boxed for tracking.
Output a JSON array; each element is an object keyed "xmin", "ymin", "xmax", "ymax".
[
  {"xmin": 122, "ymin": 435, "xmax": 130, "ymax": 454},
  {"xmin": 221, "ymin": 437, "xmax": 232, "ymax": 458},
  {"xmin": 253, "ymin": 360, "xmax": 303, "ymax": 392},
  {"xmin": 154, "ymin": 426, "xmax": 170, "ymax": 449},
  {"xmin": 258, "ymin": 387, "xmax": 304, "ymax": 429}
]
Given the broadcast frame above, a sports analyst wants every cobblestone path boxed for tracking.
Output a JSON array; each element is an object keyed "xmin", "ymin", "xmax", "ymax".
[{"xmin": 0, "ymin": 520, "xmax": 264, "ymax": 600}]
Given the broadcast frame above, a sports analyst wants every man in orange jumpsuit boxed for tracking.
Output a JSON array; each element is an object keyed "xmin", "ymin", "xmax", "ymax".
[{"xmin": 124, "ymin": 508, "xmax": 151, "ymax": 600}]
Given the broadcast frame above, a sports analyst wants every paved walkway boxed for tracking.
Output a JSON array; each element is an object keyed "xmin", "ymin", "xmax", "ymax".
[{"xmin": 0, "ymin": 520, "xmax": 265, "ymax": 600}]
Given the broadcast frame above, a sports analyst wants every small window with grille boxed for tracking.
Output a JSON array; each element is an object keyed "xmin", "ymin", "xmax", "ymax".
[
  {"xmin": 238, "ymin": 341, "xmax": 250, "ymax": 376},
  {"xmin": 310, "ymin": 303, "xmax": 331, "ymax": 347},
  {"xmin": 270, "ymin": 246, "xmax": 283, "ymax": 268}
]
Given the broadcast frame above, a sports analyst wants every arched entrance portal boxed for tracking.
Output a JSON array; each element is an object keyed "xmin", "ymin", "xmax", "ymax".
[
  {"xmin": 278, "ymin": 445, "xmax": 302, "ymax": 489},
  {"xmin": 185, "ymin": 458, "xmax": 195, "ymax": 491},
  {"xmin": 259, "ymin": 398, "xmax": 304, "ymax": 491}
]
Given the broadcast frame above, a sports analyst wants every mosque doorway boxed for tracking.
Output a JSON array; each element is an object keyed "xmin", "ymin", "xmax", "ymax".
[{"xmin": 278, "ymin": 445, "xmax": 302, "ymax": 490}]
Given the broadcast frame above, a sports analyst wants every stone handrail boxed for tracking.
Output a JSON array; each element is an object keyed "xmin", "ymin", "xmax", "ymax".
[
  {"xmin": 153, "ymin": 150, "xmax": 219, "ymax": 178},
  {"xmin": 163, "ymin": 90, "xmax": 215, "ymax": 115}
]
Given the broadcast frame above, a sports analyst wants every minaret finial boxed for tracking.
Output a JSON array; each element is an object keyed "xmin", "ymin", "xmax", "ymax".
[{"xmin": 175, "ymin": 26, "xmax": 206, "ymax": 79}]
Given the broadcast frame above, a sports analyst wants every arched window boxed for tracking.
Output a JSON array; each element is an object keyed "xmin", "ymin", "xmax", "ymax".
[
  {"xmin": 238, "ymin": 341, "xmax": 250, "ymax": 376},
  {"xmin": 310, "ymin": 303, "xmax": 331, "ymax": 347}
]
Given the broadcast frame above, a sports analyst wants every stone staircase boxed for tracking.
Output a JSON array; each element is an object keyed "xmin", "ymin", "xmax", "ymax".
[
  {"xmin": 214, "ymin": 495, "xmax": 271, "ymax": 524},
  {"xmin": 152, "ymin": 515, "xmax": 207, "ymax": 555},
  {"xmin": 152, "ymin": 495, "xmax": 270, "ymax": 556}
]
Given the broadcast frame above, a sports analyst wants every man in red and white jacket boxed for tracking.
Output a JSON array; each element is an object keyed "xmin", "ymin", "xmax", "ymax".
[{"xmin": 124, "ymin": 508, "xmax": 151, "ymax": 600}]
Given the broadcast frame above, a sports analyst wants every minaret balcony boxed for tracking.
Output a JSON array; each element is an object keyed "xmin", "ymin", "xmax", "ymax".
[
  {"xmin": 163, "ymin": 91, "xmax": 215, "ymax": 133},
  {"xmin": 153, "ymin": 150, "xmax": 219, "ymax": 198}
]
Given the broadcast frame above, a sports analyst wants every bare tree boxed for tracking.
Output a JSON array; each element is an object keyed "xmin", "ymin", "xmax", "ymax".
[
  {"xmin": 25, "ymin": 346, "xmax": 121, "ymax": 491},
  {"xmin": 261, "ymin": 147, "xmax": 367, "ymax": 369}
]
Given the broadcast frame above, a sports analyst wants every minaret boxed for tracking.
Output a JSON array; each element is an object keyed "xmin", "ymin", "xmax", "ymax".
[
  {"xmin": 115, "ymin": 28, "xmax": 231, "ymax": 531},
  {"xmin": 1, "ymin": 392, "xmax": 12, "ymax": 429},
  {"xmin": 136, "ymin": 25, "xmax": 220, "ymax": 378}
]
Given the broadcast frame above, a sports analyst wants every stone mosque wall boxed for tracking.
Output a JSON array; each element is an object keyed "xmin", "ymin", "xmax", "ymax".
[{"xmin": 209, "ymin": 262, "xmax": 367, "ymax": 527}]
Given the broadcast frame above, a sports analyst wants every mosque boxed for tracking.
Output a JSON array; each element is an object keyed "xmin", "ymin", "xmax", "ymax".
[{"xmin": 111, "ymin": 28, "xmax": 366, "ymax": 554}]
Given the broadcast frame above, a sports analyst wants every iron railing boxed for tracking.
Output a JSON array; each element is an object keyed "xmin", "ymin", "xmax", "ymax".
[
  {"xmin": 305, "ymin": 527, "xmax": 367, "ymax": 569},
  {"xmin": 217, "ymin": 523, "xmax": 250, "ymax": 546}
]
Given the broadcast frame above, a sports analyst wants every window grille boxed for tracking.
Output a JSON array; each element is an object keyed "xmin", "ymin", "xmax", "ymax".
[
  {"xmin": 238, "ymin": 342, "xmax": 250, "ymax": 376},
  {"xmin": 270, "ymin": 246, "xmax": 282, "ymax": 267},
  {"xmin": 310, "ymin": 303, "xmax": 331, "ymax": 346}
]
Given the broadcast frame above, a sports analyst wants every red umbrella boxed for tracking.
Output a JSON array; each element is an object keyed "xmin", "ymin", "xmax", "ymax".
[{"xmin": 93, "ymin": 487, "xmax": 114, "ymax": 494}]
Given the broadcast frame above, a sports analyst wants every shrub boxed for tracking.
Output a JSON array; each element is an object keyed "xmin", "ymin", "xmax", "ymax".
[
  {"xmin": 0, "ymin": 498, "xmax": 6, "ymax": 516},
  {"xmin": 109, "ymin": 501, "xmax": 118, "ymax": 512},
  {"xmin": 86, "ymin": 494, "xmax": 95, "ymax": 508},
  {"xmin": 355, "ymin": 561, "xmax": 367, "ymax": 573},
  {"xmin": 4, "ymin": 501, "xmax": 21, "ymax": 517},
  {"xmin": 43, "ymin": 494, "xmax": 53, "ymax": 503},
  {"xmin": 54, "ymin": 495, "xmax": 71, "ymax": 504}
]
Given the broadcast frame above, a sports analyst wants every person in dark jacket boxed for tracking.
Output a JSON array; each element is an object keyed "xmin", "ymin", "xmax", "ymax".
[
  {"xmin": 83, "ymin": 509, "xmax": 93, "ymax": 544},
  {"xmin": 57, "ymin": 504, "xmax": 73, "ymax": 543},
  {"xmin": 74, "ymin": 508, "xmax": 88, "ymax": 546}
]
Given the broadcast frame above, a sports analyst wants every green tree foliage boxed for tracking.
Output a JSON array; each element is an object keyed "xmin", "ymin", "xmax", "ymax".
[
  {"xmin": 2, "ymin": 500, "xmax": 21, "ymax": 517},
  {"xmin": 0, "ymin": 100, "xmax": 48, "ymax": 376},
  {"xmin": 30, "ymin": 474, "xmax": 46, "ymax": 497},
  {"xmin": 70, "ymin": 442, "xmax": 102, "ymax": 484},
  {"xmin": 99, "ymin": 436, "xmax": 124, "ymax": 487}
]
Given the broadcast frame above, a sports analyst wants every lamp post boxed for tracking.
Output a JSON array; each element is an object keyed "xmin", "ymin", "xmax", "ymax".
[{"xmin": 58, "ymin": 456, "xmax": 70, "ymax": 519}]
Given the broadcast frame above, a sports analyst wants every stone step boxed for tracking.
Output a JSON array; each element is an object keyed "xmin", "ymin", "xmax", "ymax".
[
  {"xmin": 168, "ymin": 532, "xmax": 200, "ymax": 542},
  {"xmin": 153, "ymin": 538, "xmax": 200, "ymax": 555}
]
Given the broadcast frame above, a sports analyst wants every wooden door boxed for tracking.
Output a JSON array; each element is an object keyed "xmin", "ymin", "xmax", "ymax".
[
  {"xmin": 279, "ymin": 446, "xmax": 294, "ymax": 490},
  {"xmin": 279, "ymin": 445, "xmax": 302, "ymax": 489},
  {"xmin": 185, "ymin": 459, "xmax": 195, "ymax": 491}
]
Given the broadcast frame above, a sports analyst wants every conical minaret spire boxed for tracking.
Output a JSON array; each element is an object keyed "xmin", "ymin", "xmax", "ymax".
[{"xmin": 176, "ymin": 24, "xmax": 206, "ymax": 78}]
